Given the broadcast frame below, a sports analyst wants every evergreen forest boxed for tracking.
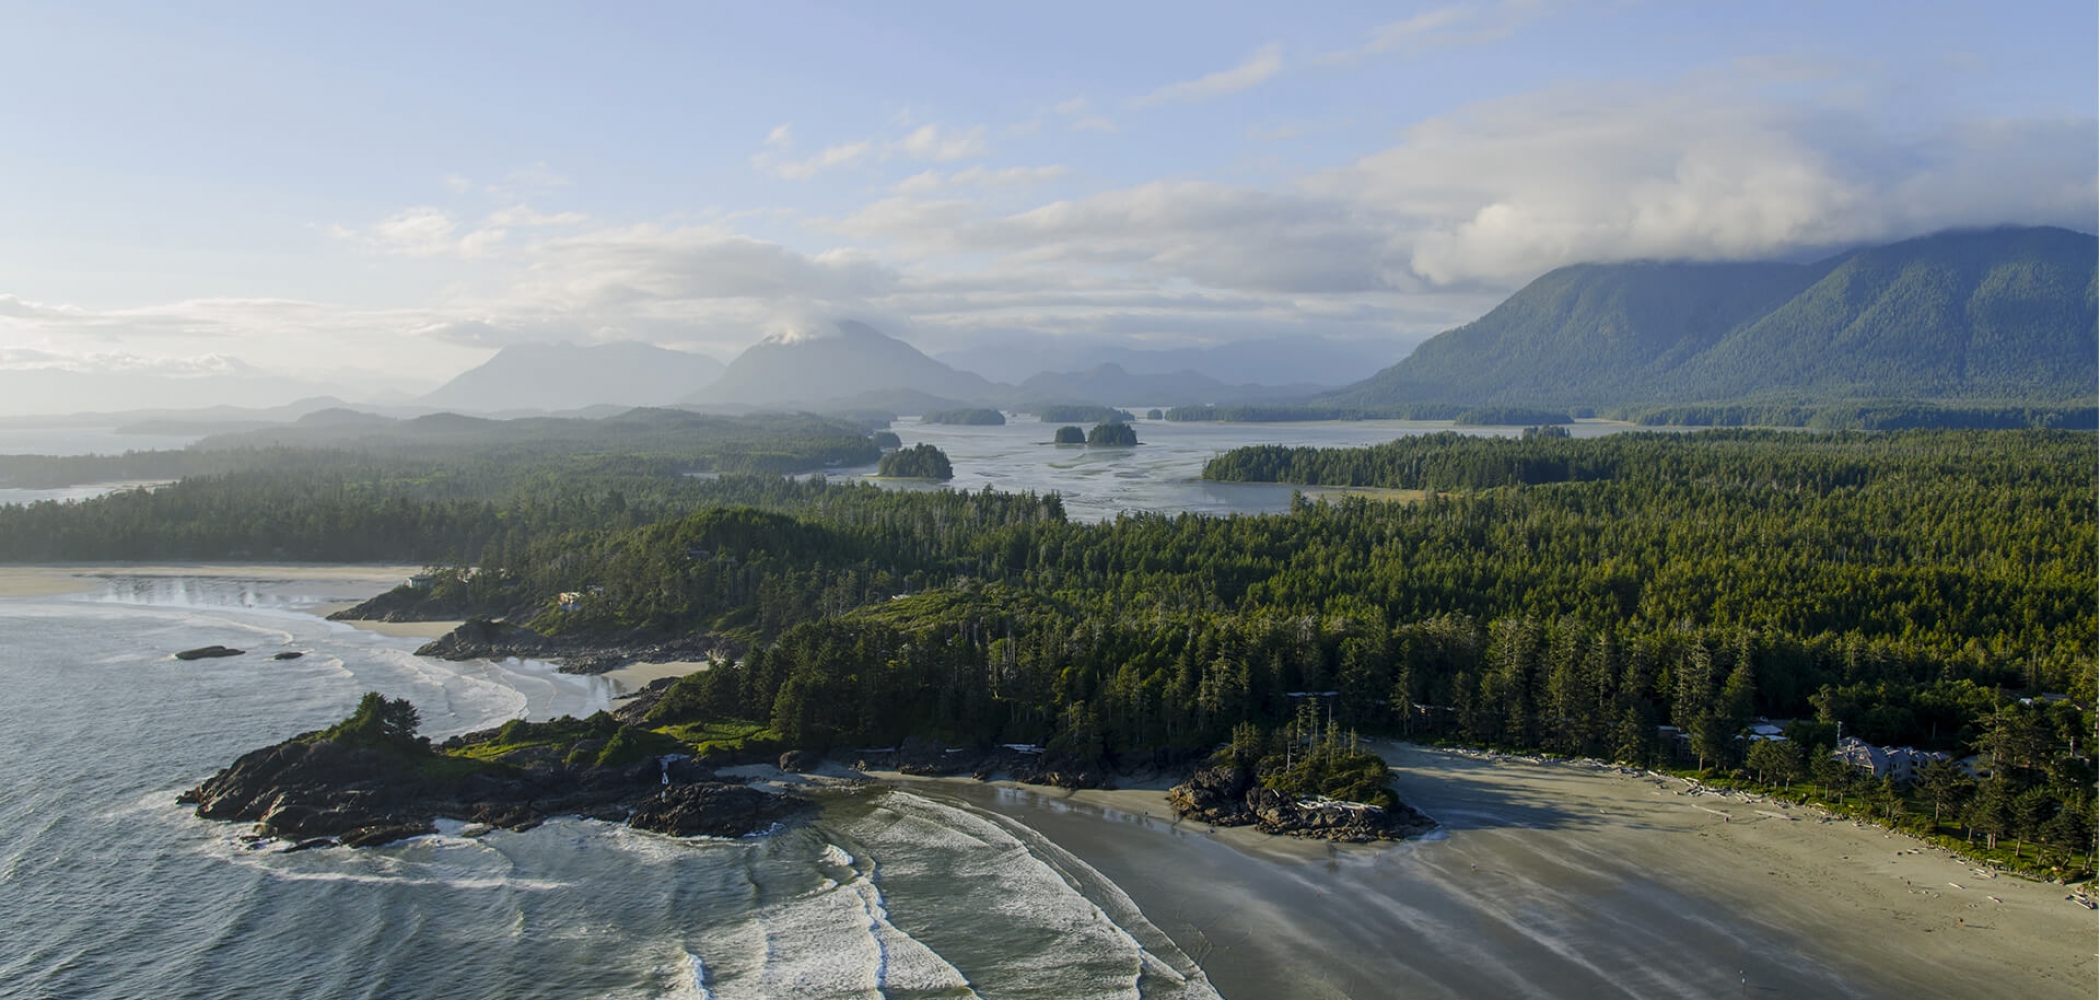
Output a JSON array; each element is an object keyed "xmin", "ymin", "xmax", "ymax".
[{"xmin": 1, "ymin": 425, "xmax": 2092, "ymax": 870}]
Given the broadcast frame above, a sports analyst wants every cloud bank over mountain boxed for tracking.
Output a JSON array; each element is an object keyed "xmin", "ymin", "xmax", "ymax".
[{"xmin": 0, "ymin": 5, "xmax": 2089, "ymax": 401}]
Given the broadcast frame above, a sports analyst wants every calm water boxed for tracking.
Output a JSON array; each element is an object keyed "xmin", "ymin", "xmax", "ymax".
[
  {"xmin": 0, "ymin": 580, "xmax": 1217, "ymax": 999},
  {"xmin": 844, "ymin": 416, "xmax": 1661, "ymax": 522},
  {"xmin": 0, "ymin": 426, "xmax": 201, "ymax": 507},
  {"xmin": 0, "ymin": 415, "xmax": 1670, "ymax": 514}
]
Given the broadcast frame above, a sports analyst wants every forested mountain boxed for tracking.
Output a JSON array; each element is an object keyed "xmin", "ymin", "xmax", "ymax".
[
  {"xmin": 421, "ymin": 342, "xmax": 725, "ymax": 413},
  {"xmin": 1336, "ymin": 227, "xmax": 2097, "ymax": 408},
  {"xmin": 697, "ymin": 321, "xmax": 1002, "ymax": 407}
]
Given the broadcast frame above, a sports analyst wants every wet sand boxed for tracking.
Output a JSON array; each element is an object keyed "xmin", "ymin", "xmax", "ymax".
[
  {"xmin": 927, "ymin": 743, "xmax": 2097, "ymax": 1000},
  {"xmin": 600, "ymin": 660, "xmax": 708, "ymax": 698}
]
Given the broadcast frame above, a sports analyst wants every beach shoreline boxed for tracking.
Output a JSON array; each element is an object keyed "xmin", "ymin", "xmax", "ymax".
[
  {"xmin": 900, "ymin": 742, "xmax": 2096, "ymax": 1000},
  {"xmin": 6, "ymin": 565, "xmax": 2088, "ymax": 997},
  {"xmin": 0, "ymin": 562, "xmax": 425, "ymax": 600}
]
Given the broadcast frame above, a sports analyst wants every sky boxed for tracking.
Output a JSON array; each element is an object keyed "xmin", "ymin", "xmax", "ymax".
[{"xmin": 0, "ymin": 0, "xmax": 2093, "ymax": 403}]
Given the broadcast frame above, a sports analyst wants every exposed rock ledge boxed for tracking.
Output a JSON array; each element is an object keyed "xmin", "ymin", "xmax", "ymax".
[
  {"xmin": 180, "ymin": 733, "xmax": 805, "ymax": 848},
  {"xmin": 409, "ymin": 619, "xmax": 741, "ymax": 675},
  {"xmin": 1166, "ymin": 765, "xmax": 1437, "ymax": 842}
]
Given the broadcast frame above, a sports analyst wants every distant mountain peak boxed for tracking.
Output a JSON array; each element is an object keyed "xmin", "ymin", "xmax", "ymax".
[
  {"xmin": 421, "ymin": 341, "xmax": 725, "ymax": 413},
  {"xmin": 1330, "ymin": 225, "xmax": 2097, "ymax": 409},
  {"xmin": 698, "ymin": 321, "xmax": 1000, "ymax": 408}
]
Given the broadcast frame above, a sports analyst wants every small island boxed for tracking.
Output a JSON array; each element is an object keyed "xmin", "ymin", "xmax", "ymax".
[
  {"xmin": 1145, "ymin": 409, "xmax": 1163, "ymax": 420},
  {"xmin": 1086, "ymin": 421, "xmax": 1138, "ymax": 447},
  {"xmin": 870, "ymin": 430, "xmax": 902, "ymax": 450},
  {"xmin": 877, "ymin": 443, "xmax": 954, "ymax": 479},
  {"xmin": 920, "ymin": 408, "xmax": 1006, "ymax": 426},
  {"xmin": 1052, "ymin": 425, "xmax": 1086, "ymax": 444}
]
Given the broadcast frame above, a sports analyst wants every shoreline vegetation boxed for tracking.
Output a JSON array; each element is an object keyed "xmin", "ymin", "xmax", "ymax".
[{"xmin": 1161, "ymin": 400, "xmax": 2098, "ymax": 429}]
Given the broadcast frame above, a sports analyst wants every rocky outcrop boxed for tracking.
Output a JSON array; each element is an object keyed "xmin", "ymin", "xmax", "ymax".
[
  {"xmin": 1166, "ymin": 766, "xmax": 1437, "ymax": 842},
  {"xmin": 412, "ymin": 619, "xmax": 739, "ymax": 675},
  {"xmin": 628, "ymin": 782, "xmax": 805, "ymax": 837},
  {"xmin": 181, "ymin": 731, "xmax": 806, "ymax": 847},
  {"xmin": 175, "ymin": 645, "xmax": 245, "ymax": 660},
  {"xmin": 778, "ymin": 749, "xmax": 824, "ymax": 773},
  {"xmin": 1166, "ymin": 766, "xmax": 1255, "ymax": 825},
  {"xmin": 611, "ymin": 676, "xmax": 682, "ymax": 724},
  {"xmin": 326, "ymin": 585, "xmax": 488, "ymax": 623},
  {"xmin": 272, "ymin": 651, "xmax": 306, "ymax": 661},
  {"xmin": 860, "ymin": 738, "xmax": 1112, "ymax": 789}
]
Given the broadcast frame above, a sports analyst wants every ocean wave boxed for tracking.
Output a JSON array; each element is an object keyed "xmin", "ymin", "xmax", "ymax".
[
  {"xmin": 691, "ymin": 831, "xmax": 978, "ymax": 1000},
  {"xmin": 816, "ymin": 790, "xmax": 1222, "ymax": 1000}
]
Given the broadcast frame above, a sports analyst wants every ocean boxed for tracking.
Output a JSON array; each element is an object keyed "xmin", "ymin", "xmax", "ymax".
[{"xmin": 0, "ymin": 579, "xmax": 1218, "ymax": 1000}]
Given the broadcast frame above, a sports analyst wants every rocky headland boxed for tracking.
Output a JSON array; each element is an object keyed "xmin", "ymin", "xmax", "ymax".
[
  {"xmin": 409, "ymin": 619, "xmax": 741, "ymax": 675},
  {"xmin": 181, "ymin": 696, "xmax": 806, "ymax": 848}
]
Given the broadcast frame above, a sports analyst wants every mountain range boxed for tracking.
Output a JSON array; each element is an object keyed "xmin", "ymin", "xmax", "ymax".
[
  {"xmin": 1333, "ymin": 226, "xmax": 2097, "ymax": 408},
  {"xmin": 689, "ymin": 320, "xmax": 1001, "ymax": 408},
  {"xmin": 420, "ymin": 342, "xmax": 725, "ymax": 413},
  {"xmin": 37, "ymin": 225, "xmax": 2083, "ymax": 427}
]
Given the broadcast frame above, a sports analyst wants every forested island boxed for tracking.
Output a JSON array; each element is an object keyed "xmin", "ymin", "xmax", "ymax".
[
  {"xmin": 1034, "ymin": 405, "xmax": 1135, "ymax": 424},
  {"xmin": 9, "ymin": 422, "xmax": 2091, "ymax": 865},
  {"xmin": 1053, "ymin": 426, "xmax": 1086, "ymax": 444},
  {"xmin": 1086, "ymin": 421, "xmax": 1138, "ymax": 446},
  {"xmin": 919, "ymin": 408, "xmax": 1006, "ymax": 426},
  {"xmin": 875, "ymin": 443, "xmax": 954, "ymax": 479}
]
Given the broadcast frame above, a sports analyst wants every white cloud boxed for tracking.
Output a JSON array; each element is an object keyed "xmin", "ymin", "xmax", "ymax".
[
  {"xmin": 330, "ymin": 203, "xmax": 585, "ymax": 259},
  {"xmin": 1309, "ymin": 84, "xmax": 2096, "ymax": 283},
  {"xmin": 1324, "ymin": 1, "xmax": 1564, "ymax": 64},
  {"xmin": 756, "ymin": 138, "xmax": 877, "ymax": 179},
  {"xmin": 486, "ymin": 205, "xmax": 589, "ymax": 228},
  {"xmin": 898, "ymin": 124, "xmax": 988, "ymax": 162},
  {"xmin": 1070, "ymin": 116, "xmax": 1118, "ymax": 133},
  {"xmin": 892, "ymin": 170, "xmax": 946, "ymax": 196},
  {"xmin": 364, "ymin": 207, "xmax": 462, "ymax": 257},
  {"xmin": 0, "ymin": 347, "xmax": 253, "ymax": 376},
  {"xmin": 752, "ymin": 123, "xmax": 990, "ymax": 179},
  {"xmin": 1135, "ymin": 43, "xmax": 1283, "ymax": 106},
  {"xmin": 9, "ymin": 65, "xmax": 2089, "ymax": 398},
  {"xmin": 891, "ymin": 165, "xmax": 1070, "ymax": 194},
  {"xmin": 835, "ymin": 198, "xmax": 980, "ymax": 244}
]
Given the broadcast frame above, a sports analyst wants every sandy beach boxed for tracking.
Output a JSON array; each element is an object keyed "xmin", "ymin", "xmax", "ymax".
[
  {"xmin": 919, "ymin": 743, "xmax": 2097, "ymax": 1000},
  {"xmin": 0, "ymin": 562, "xmax": 424, "ymax": 600},
  {"xmin": 8, "ymin": 564, "xmax": 2086, "ymax": 996},
  {"xmin": 328, "ymin": 618, "xmax": 463, "ymax": 640},
  {"xmin": 599, "ymin": 660, "xmax": 708, "ymax": 698}
]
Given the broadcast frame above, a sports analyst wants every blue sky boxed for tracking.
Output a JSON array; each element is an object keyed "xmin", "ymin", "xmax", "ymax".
[{"xmin": 0, "ymin": 1, "xmax": 2092, "ymax": 403}]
